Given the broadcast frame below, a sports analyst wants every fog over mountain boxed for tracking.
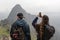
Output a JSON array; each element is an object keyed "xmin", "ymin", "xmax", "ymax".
[{"xmin": 1, "ymin": 4, "xmax": 60, "ymax": 40}]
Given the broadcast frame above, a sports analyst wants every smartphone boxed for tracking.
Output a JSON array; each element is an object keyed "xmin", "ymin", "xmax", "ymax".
[{"xmin": 39, "ymin": 12, "xmax": 41, "ymax": 17}]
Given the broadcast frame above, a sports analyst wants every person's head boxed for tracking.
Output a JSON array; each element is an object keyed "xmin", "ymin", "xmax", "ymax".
[
  {"xmin": 17, "ymin": 13, "xmax": 24, "ymax": 19},
  {"xmin": 42, "ymin": 15, "xmax": 49, "ymax": 24}
]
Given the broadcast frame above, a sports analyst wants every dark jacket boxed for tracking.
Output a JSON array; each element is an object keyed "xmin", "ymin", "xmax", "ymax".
[
  {"xmin": 10, "ymin": 19, "xmax": 31, "ymax": 40},
  {"xmin": 32, "ymin": 17, "xmax": 55, "ymax": 40}
]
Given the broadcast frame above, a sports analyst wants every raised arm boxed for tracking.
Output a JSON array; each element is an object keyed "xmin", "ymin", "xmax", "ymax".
[
  {"xmin": 32, "ymin": 12, "xmax": 42, "ymax": 27},
  {"xmin": 32, "ymin": 17, "xmax": 38, "ymax": 27}
]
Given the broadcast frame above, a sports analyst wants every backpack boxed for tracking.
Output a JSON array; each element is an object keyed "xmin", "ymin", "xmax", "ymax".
[
  {"xmin": 12, "ymin": 24, "xmax": 25, "ymax": 40},
  {"xmin": 46, "ymin": 25, "xmax": 55, "ymax": 39}
]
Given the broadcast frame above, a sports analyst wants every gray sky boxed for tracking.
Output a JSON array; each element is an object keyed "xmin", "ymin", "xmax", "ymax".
[{"xmin": 0, "ymin": 0, "xmax": 60, "ymax": 20}]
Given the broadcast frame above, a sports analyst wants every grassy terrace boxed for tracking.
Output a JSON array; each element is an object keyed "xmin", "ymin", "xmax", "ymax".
[{"xmin": 0, "ymin": 26, "xmax": 9, "ymax": 36}]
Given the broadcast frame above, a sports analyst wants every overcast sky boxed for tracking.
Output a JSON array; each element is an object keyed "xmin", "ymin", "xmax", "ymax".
[{"xmin": 0, "ymin": 0, "xmax": 60, "ymax": 20}]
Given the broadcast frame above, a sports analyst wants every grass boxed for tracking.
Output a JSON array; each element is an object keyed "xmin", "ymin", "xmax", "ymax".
[{"xmin": 0, "ymin": 26, "xmax": 9, "ymax": 36}]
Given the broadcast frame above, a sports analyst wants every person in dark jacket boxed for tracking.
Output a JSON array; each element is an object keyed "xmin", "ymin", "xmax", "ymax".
[
  {"xmin": 32, "ymin": 12, "xmax": 55, "ymax": 40},
  {"xmin": 10, "ymin": 13, "xmax": 31, "ymax": 40}
]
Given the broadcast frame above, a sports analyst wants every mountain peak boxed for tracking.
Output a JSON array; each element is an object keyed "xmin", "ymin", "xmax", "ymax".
[
  {"xmin": 13, "ymin": 4, "xmax": 22, "ymax": 9},
  {"xmin": 15, "ymin": 4, "xmax": 20, "ymax": 6},
  {"xmin": 7, "ymin": 4, "xmax": 27, "ymax": 24}
]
